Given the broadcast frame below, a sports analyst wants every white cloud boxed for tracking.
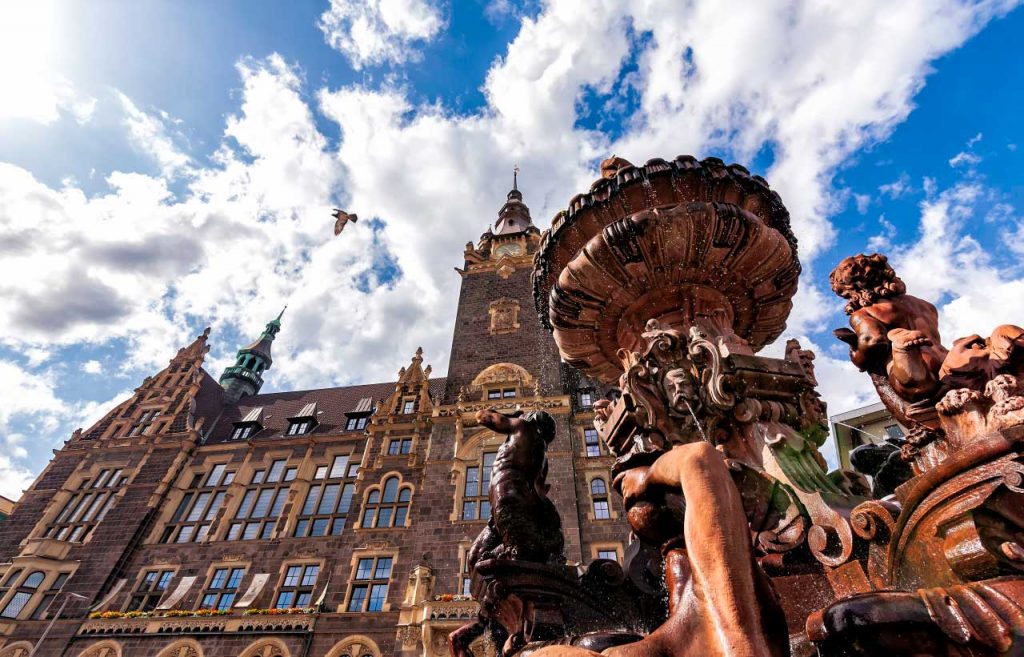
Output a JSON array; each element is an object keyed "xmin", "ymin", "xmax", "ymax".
[
  {"xmin": 82, "ymin": 359, "xmax": 102, "ymax": 374},
  {"xmin": 949, "ymin": 150, "xmax": 982, "ymax": 167},
  {"xmin": 0, "ymin": 361, "xmax": 66, "ymax": 431},
  {"xmin": 889, "ymin": 179, "xmax": 1024, "ymax": 344},
  {"xmin": 117, "ymin": 92, "xmax": 192, "ymax": 176},
  {"xmin": 880, "ymin": 173, "xmax": 912, "ymax": 199},
  {"xmin": 854, "ymin": 193, "xmax": 872, "ymax": 214},
  {"xmin": 318, "ymin": 0, "xmax": 445, "ymax": 69},
  {"xmin": 866, "ymin": 215, "xmax": 898, "ymax": 252},
  {"xmin": 1003, "ymin": 220, "xmax": 1024, "ymax": 256},
  {"xmin": 949, "ymin": 131, "xmax": 984, "ymax": 167},
  {"xmin": 23, "ymin": 347, "xmax": 52, "ymax": 367},
  {"xmin": 0, "ymin": 455, "xmax": 34, "ymax": 500}
]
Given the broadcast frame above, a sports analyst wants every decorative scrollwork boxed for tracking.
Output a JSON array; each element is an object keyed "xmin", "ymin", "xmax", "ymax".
[
  {"xmin": 688, "ymin": 326, "xmax": 736, "ymax": 411},
  {"xmin": 850, "ymin": 500, "xmax": 900, "ymax": 543}
]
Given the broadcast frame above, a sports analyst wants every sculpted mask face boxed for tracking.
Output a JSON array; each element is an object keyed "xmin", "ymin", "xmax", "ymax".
[{"xmin": 664, "ymin": 367, "xmax": 699, "ymax": 416}]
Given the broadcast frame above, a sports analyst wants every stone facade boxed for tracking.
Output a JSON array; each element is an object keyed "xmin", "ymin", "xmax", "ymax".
[{"xmin": 0, "ymin": 186, "xmax": 625, "ymax": 657}]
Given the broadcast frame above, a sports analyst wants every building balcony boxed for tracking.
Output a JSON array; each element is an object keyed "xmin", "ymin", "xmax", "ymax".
[
  {"xmin": 426, "ymin": 598, "xmax": 478, "ymax": 621},
  {"xmin": 78, "ymin": 610, "xmax": 315, "ymax": 637}
]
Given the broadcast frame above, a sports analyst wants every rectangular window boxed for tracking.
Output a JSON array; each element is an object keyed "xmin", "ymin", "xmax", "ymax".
[
  {"xmin": 275, "ymin": 564, "xmax": 319, "ymax": 609},
  {"xmin": 44, "ymin": 468, "xmax": 129, "ymax": 543},
  {"xmin": 594, "ymin": 500, "xmax": 610, "ymax": 520},
  {"xmin": 231, "ymin": 425, "xmax": 254, "ymax": 440},
  {"xmin": 161, "ymin": 463, "xmax": 235, "ymax": 543},
  {"xmin": 199, "ymin": 567, "xmax": 245, "ymax": 611},
  {"xmin": 228, "ymin": 467, "xmax": 290, "ymax": 541},
  {"xmin": 125, "ymin": 408, "xmax": 163, "ymax": 437},
  {"xmin": 584, "ymin": 428, "xmax": 601, "ymax": 457},
  {"xmin": 293, "ymin": 457, "xmax": 359, "ymax": 538},
  {"xmin": 502, "ymin": 388, "xmax": 516, "ymax": 398},
  {"xmin": 1, "ymin": 592, "xmax": 32, "ymax": 619},
  {"xmin": 346, "ymin": 556, "xmax": 392, "ymax": 612},
  {"xmin": 128, "ymin": 569, "xmax": 175, "ymax": 611},
  {"xmin": 885, "ymin": 424, "xmax": 905, "ymax": 440},
  {"xmin": 597, "ymin": 549, "xmax": 618, "ymax": 562},
  {"xmin": 402, "ymin": 400, "xmax": 415, "ymax": 414},
  {"xmin": 287, "ymin": 420, "xmax": 311, "ymax": 436},
  {"xmin": 388, "ymin": 439, "xmax": 413, "ymax": 455},
  {"xmin": 461, "ymin": 453, "xmax": 495, "ymax": 520},
  {"xmin": 580, "ymin": 392, "xmax": 593, "ymax": 407},
  {"xmin": 487, "ymin": 390, "xmax": 501, "ymax": 400},
  {"xmin": 345, "ymin": 416, "xmax": 368, "ymax": 431},
  {"xmin": 460, "ymin": 553, "xmax": 472, "ymax": 597}
]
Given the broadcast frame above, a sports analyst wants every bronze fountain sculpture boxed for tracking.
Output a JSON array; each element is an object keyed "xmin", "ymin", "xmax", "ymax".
[{"xmin": 451, "ymin": 154, "xmax": 1024, "ymax": 657}]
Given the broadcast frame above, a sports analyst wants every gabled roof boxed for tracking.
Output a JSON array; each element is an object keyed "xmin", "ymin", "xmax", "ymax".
[
  {"xmin": 291, "ymin": 402, "xmax": 318, "ymax": 420},
  {"xmin": 239, "ymin": 407, "xmax": 264, "ymax": 424},
  {"xmin": 206, "ymin": 377, "xmax": 447, "ymax": 444},
  {"xmin": 351, "ymin": 397, "xmax": 374, "ymax": 414}
]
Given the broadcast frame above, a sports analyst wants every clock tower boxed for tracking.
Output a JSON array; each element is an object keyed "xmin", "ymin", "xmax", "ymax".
[{"xmin": 442, "ymin": 171, "xmax": 560, "ymax": 403}]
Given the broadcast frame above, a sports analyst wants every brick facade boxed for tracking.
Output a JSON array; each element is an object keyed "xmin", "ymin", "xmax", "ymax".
[{"xmin": 0, "ymin": 189, "xmax": 626, "ymax": 657}]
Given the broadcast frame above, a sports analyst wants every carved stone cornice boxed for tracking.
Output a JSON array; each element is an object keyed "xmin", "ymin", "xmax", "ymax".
[{"xmin": 434, "ymin": 396, "xmax": 571, "ymax": 421}]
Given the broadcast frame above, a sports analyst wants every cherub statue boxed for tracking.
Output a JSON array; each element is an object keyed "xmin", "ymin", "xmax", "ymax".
[
  {"xmin": 832, "ymin": 254, "xmax": 1024, "ymax": 425},
  {"xmin": 830, "ymin": 253, "xmax": 948, "ymax": 407}
]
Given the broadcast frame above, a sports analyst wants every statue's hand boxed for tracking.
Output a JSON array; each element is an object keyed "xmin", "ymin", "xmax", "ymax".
[
  {"xmin": 888, "ymin": 328, "xmax": 931, "ymax": 351},
  {"xmin": 476, "ymin": 408, "xmax": 514, "ymax": 433}
]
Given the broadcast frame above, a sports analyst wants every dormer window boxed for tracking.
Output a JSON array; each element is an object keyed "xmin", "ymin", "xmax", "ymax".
[
  {"xmin": 402, "ymin": 399, "xmax": 415, "ymax": 414},
  {"xmin": 580, "ymin": 391, "xmax": 593, "ymax": 408},
  {"xmin": 286, "ymin": 402, "xmax": 318, "ymax": 436},
  {"xmin": 231, "ymin": 407, "xmax": 263, "ymax": 440},
  {"xmin": 345, "ymin": 416, "xmax": 368, "ymax": 431}
]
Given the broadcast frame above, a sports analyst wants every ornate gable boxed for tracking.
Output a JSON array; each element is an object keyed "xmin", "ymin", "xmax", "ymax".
[
  {"xmin": 380, "ymin": 348, "xmax": 435, "ymax": 417},
  {"xmin": 79, "ymin": 329, "xmax": 217, "ymax": 443}
]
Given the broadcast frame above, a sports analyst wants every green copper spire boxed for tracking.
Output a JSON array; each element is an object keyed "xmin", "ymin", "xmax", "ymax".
[{"xmin": 219, "ymin": 308, "xmax": 286, "ymax": 403}]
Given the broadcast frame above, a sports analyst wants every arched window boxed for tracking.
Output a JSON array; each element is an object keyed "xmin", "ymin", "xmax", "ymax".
[
  {"xmin": 591, "ymin": 478, "xmax": 610, "ymax": 520},
  {"xmin": 360, "ymin": 477, "xmax": 411, "ymax": 528},
  {"xmin": 1, "ymin": 571, "xmax": 45, "ymax": 619}
]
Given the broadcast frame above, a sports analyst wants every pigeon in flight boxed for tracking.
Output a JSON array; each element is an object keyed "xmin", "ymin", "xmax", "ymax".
[{"xmin": 332, "ymin": 209, "xmax": 358, "ymax": 235}]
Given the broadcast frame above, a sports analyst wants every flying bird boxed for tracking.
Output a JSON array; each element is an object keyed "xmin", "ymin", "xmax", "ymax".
[{"xmin": 332, "ymin": 209, "xmax": 358, "ymax": 235}]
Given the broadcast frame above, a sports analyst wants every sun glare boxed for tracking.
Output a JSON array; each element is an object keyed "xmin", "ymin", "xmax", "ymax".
[{"xmin": 0, "ymin": 0, "xmax": 66, "ymax": 123}]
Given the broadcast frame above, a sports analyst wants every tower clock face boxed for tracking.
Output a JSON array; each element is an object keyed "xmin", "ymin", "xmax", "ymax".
[{"xmin": 494, "ymin": 243, "xmax": 523, "ymax": 257}]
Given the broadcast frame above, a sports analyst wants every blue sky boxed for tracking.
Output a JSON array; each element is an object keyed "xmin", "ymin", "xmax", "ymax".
[{"xmin": 1, "ymin": 0, "xmax": 1023, "ymax": 497}]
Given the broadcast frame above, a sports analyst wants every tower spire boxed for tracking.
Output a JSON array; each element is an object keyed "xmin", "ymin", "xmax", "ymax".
[
  {"xmin": 494, "ymin": 165, "xmax": 532, "ymax": 234},
  {"xmin": 219, "ymin": 311, "xmax": 284, "ymax": 403}
]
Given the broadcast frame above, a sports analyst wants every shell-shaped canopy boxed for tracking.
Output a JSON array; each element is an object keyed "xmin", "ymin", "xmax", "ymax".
[{"xmin": 534, "ymin": 156, "xmax": 800, "ymax": 382}]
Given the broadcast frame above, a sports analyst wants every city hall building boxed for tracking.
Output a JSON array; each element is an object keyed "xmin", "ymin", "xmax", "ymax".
[{"xmin": 0, "ymin": 184, "xmax": 623, "ymax": 657}]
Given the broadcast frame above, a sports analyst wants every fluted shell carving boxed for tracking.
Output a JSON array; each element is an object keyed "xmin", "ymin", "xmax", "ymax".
[{"xmin": 547, "ymin": 201, "xmax": 799, "ymax": 382}]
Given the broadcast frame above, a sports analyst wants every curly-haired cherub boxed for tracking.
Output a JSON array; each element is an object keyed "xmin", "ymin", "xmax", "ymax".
[{"xmin": 830, "ymin": 253, "xmax": 949, "ymax": 404}]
